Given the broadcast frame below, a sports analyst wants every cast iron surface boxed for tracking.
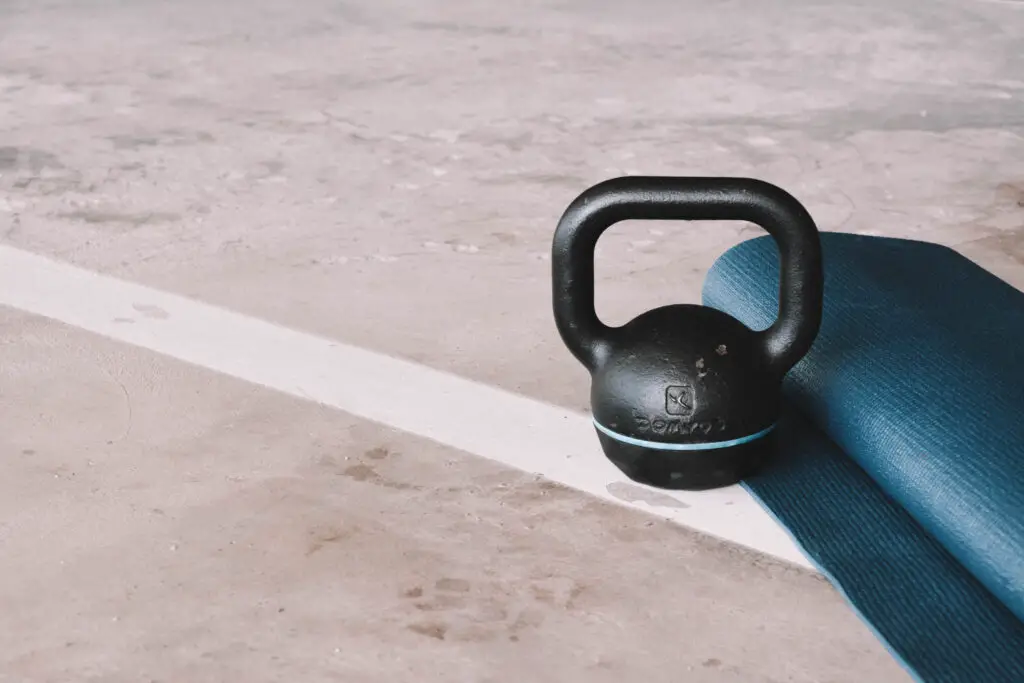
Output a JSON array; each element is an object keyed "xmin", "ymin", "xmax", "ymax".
[{"xmin": 551, "ymin": 176, "xmax": 824, "ymax": 490}]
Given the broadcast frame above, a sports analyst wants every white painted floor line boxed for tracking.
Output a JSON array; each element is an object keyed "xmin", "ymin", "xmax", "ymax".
[{"xmin": 0, "ymin": 244, "xmax": 811, "ymax": 569}]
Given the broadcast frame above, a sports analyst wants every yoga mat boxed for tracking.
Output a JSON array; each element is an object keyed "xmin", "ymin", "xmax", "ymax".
[{"xmin": 702, "ymin": 233, "xmax": 1024, "ymax": 682}]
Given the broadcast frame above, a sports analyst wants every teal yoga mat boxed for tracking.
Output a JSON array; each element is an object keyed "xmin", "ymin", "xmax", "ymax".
[{"xmin": 702, "ymin": 233, "xmax": 1024, "ymax": 682}]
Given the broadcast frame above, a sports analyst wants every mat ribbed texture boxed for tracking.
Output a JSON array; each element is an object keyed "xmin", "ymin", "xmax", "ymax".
[{"xmin": 702, "ymin": 233, "xmax": 1024, "ymax": 682}]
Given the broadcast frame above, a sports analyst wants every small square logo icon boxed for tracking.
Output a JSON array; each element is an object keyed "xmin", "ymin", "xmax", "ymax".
[{"xmin": 665, "ymin": 385, "xmax": 695, "ymax": 416}]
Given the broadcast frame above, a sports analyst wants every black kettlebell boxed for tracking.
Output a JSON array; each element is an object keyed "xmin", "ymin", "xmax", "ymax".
[{"xmin": 552, "ymin": 176, "xmax": 824, "ymax": 491}]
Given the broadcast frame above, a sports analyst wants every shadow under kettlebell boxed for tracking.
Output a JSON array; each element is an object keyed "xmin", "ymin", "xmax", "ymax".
[{"xmin": 551, "ymin": 176, "xmax": 824, "ymax": 491}]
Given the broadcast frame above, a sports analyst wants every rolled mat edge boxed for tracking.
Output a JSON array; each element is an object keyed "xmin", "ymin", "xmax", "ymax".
[{"xmin": 702, "ymin": 232, "xmax": 1024, "ymax": 680}]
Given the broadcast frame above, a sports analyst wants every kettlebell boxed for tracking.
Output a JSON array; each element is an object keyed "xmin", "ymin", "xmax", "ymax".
[{"xmin": 552, "ymin": 176, "xmax": 824, "ymax": 491}]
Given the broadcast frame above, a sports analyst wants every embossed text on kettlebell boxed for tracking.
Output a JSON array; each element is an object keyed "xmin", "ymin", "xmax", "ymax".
[{"xmin": 633, "ymin": 413, "xmax": 728, "ymax": 437}]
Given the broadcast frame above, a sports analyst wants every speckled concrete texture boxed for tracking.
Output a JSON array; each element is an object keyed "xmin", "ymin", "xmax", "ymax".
[
  {"xmin": 2, "ymin": 0, "xmax": 1023, "ymax": 680},
  {"xmin": 1, "ymin": 310, "xmax": 904, "ymax": 682}
]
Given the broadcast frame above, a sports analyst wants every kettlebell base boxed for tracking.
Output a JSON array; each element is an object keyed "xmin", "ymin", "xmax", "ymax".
[{"xmin": 595, "ymin": 428, "xmax": 776, "ymax": 491}]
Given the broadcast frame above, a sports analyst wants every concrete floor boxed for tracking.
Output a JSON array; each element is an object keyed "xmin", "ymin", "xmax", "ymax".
[{"xmin": 2, "ymin": 0, "xmax": 1023, "ymax": 680}]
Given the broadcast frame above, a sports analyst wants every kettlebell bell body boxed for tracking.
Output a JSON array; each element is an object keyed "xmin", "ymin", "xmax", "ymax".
[{"xmin": 552, "ymin": 177, "xmax": 824, "ymax": 491}]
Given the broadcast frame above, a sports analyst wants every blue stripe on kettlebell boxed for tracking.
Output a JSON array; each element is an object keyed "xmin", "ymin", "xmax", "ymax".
[{"xmin": 592, "ymin": 420, "xmax": 776, "ymax": 451}]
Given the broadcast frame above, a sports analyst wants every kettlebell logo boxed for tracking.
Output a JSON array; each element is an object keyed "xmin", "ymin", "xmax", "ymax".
[{"xmin": 666, "ymin": 385, "xmax": 695, "ymax": 417}]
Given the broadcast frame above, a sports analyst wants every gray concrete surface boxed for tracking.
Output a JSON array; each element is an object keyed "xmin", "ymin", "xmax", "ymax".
[
  {"xmin": 1, "ymin": 310, "xmax": 902, "ymax": 682},
  {"xmin": 2, "ymin": 0, "xmax": 1023, "ymax": 680}
]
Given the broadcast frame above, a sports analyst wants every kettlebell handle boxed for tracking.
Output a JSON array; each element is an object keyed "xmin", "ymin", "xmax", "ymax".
[{"xmin": 552, "ymin": 176, "xmax": 824, "ymax": 376}]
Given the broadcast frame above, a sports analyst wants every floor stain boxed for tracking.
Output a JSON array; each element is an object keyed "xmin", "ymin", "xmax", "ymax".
[
  {"xmin": 342, "ymin": 463, "xmax": 377, "ymax": 482},
  {"xmin": 132, "ymin": 304, "xmax": 170, "ymax": 320},
  {"xmin": 995, "ymin": 182, "xmax": 1024, "ymax": 207},
  {"xmin": 407, "ymin": 621, "xmax": 447, "ymax": 640},
  {"xmin": 410, "ymin": 20, "xmax": 517, "ymax": 37},
  {"xmin": 340, "ymin": 463, "xmax": 420, "ymax": 491},
  {"xmin": 530, "ymin": 578, "xmax": 586, "ymax": 610},
  {"xmin": 413, "ymin": 593, "xmax": 465, "ymax": 612},
  {"xmin": 59, "ymin": 210, "xmax": 181, "ymax": 227},
  {"xmin": 0, "ymin": 146, "xmax": 64, "ymax": 172},
  {"xmin": 435, "ymin": 578, "xmax": 471, "ymax": 593},
  {"xmin": 108, "ymin": 135, "xmax": 162, "ymax": 150},
  {"xmin": 364, "ymin": 446, "xmax": 392, "ymax": 460},
  {"xmin": 491, "ymin": 231, "xmax": 518, "ymax": 245},
  {"xmin": 305, "ymin": 524, "xmax": 355, "ymax": 556},
  {"xmin": 964, "ymin": 228, "xmax": 1024, "ymax": 267}
]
